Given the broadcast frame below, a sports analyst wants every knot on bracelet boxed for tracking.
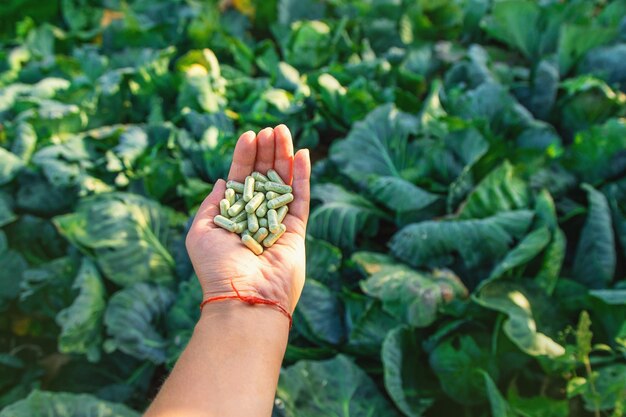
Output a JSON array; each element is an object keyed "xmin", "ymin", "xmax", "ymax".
[{"xmin": 199, "ymin": 280, "xmax": 292, "ymax": 329}]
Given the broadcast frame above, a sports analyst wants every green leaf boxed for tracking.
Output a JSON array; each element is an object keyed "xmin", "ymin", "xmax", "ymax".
[
  {"xmin": 565, "ymin": 119, "xmax": 626, "ymax": 183},
  {"xmin": 330, "ymin": 104, "xmax": 419, "ymax": 184},
  {"xmin": 535, "ymin": 228, "xmax": 566, "ymax": 295},
  {"xmin": 361, "ymin": 265, "xmax": 465, "ymax": 327},
  {"xmin": 294, "ymin": 279, "xmax": 346, "ymax": 345},
  {"xmin": 558, "ymin": 24, "xmax": 616, "ymax": 75},
  {"xmin": 369, "ymin": 176, "xmax": 440, "ymax": 224},
  {"xmin": 606, "ymin": 179, "xmax": 626, "ymax": 260},
  {"xmin": 482, "ymin": 371, "xmax": 514, "ymax": 417},
  {"xmin": 486, "ymin": 226, "xmax": 551, "ymax": 282},
  {"xmin": 482, "ymin": 0, "xmax": 542, "ymax": 60},
  {"xmin": 345, "ymin": 294, "xmax": 399, "ymax": 355},
  {"xmin": 459, "ymin": 161, "xmax": 530, "ymax": 219},
  {"xmin": 166, "ymin": 278, "xmax": 202, "ymax": 368},
  {"xmin": 0, "ymin": 238, "xmax": 28, "ymax": 308},
  {"xmin": 474, "ymin": 281, "xmax": 565, "ymax": 358},
  {"xmin": 0, "ymin": 192, "xmax": 16, "ymax": 227},
  {"xmin": 54, "ymin": 192, "xmax": 182, "ymax": 287},
  {"xmin": 276, "ymin": 354, "xmax": 401, "ymax": 417},
  {"xmin": 104, "ymin": 283, "xmax": 175, "ymax": 364},
  {"xmin": 390, "ymin": 210, "xmax": 534, "ymax": 269},
  {"xmin": 508, "ymin": 388, "xmax": 569, "ymax": 417},
  {"xmin": 429, "ymin": 334, "xmax": 497, "ymax": 405},
  {"xmin": 572, "ymin": 184, "xmax": 616, "ymax": 288},
  {"xmin": 304, "ymin": 236, "xmax": 342, "ymax": 285},
  {"xmin": 0, "ymin": 390, "xmax": 139, "ymax": 417},
  {"xmin": 581, "ymin": 364, "xmax": 626, "ymax": 411},
  {"xmin": 0, "ymin": 147, "xmax": 24, "ymax": 185},
  {"xmin": 56, "ymin": 259, "xmax": 106, "ymax": 363},
  {"xmin": 309, "ymin": 183, "xmax": 385, "ymax": 249},
  {"xmin": 382, "ymin": 326, "xmax": 435, "ymax": 417},
  {"xmin": 559, "ymin": 77, "xmax": 624, "ymax": 137}
]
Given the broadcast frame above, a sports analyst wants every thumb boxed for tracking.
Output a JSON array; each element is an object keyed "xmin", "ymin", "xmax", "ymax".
[{"xmin": 190, "ymin": 179, "xmax": 227, "ymax": 230}]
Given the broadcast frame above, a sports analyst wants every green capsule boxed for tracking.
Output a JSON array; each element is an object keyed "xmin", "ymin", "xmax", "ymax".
[
  {"xmin": 277, "ymin": 206, "xmax": 288, "ymax": 223},
  {"xmin": 263, "ymin": 224, "xmax": 287, "ymax": 248},
  {"xmin": 264, "ymin": 181, "xmax": 292, "ymax": 194},
  {"xmin": 234, "ymin": 220, "xmax": 248, "ymax": 234},
  {"xmin": 267, "ymin": 193, "xmax": 294, "ymax": 209},
  {"xmin": 268, "ymin": 209, "xmax": 280, "ymax": 233},
  {"xmin": 242, "ymin": 234, "xmax": 264, "ymax": 255},
  {"xmin": 253, "ymin": 227, "xmax": 269, "ymax": 243},
  {"xmin": 219, "ymin": 199, "xmax": 230, "ymax": 217},
  {"xmin": 230, "ymin": 210, "xmax": 248, "ymax": 223},
  {"xmin": 255, "ymin": 201, "xmax": 268, "ymax": 217},
  {"xmin": 225, "ymin": 188, "xmax": 236, "ymax": 205},
  {"xmin": 227, "ymin": 180, "xmax": 245, "ymax": 193},
  {"xmin": 242, "ymin": 229, "xmax": 252, "ymax": 238},
  {"xmin": 259, "ymin": 217, "xmax": 268, "ymax": 228},
  {"xmin": 245, "ymin": 192, "xmax": 265, "ymax": 213},
  {"xmin": 214, "ymin": 215, "xmax": 236, "ymax": 232},
  {"xmin": 227, "ymin": 199, "xmax": 246, "ymax": 216},
  {"xmin": 254, "ymin": 181, "xmax": 266, "ymax": 192},
  {"xmin": 265, "ymin": 191, "xmax": 280, "ymax": 200},
  {"xmin": 247, "ymin": 213, "xmax": 260, "ymax": 233},
  {"xmin": 243, "ymin": 176, "xmax": 255, "ymax": 202},
  {"xmin": 252, "ymin": 171, "xmax": 269, "ymax": 182},
  {"xmin": 267, "ymin": 169, "xmax": 285, "ymax": 185}
]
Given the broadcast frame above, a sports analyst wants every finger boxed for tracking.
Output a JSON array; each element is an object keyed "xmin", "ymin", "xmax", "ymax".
[
  {"xmin": 283, "ymin": 149, "xmax": 310, "ymax": 237},
  {"xmin": 254, "ymin": 127, "xmax": 275, "ymax": 173},
  {"xmin": 273, "ymin": 124, "xmax": 294, "ymax": 184},
  {"xmin": 191, "ymin": 179, "xmax": 226, "ymax": 230},
  {"xmin": 227, "ymin": 131, "xmax": 257, "ymax": 181}
]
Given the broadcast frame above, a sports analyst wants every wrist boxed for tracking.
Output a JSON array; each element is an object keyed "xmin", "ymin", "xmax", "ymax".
[{"xmin": 196, "ymin": 300, "xmax": 291, "ymax": 346}]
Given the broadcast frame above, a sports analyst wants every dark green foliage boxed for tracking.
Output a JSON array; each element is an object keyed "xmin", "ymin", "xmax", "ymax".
[{"xmin": 1, "ymin": 0, "xmax": 625, "ymax": 415}]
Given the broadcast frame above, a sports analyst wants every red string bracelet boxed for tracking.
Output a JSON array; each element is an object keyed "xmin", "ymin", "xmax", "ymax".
[{"xmin": 199, "ymin": 280, "xmax": 293, "ymax": 329}]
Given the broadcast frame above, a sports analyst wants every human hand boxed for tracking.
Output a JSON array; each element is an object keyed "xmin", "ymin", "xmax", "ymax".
[{"xmin": 185, "ymin": 125, "xmax": 311, "ymax": 316}]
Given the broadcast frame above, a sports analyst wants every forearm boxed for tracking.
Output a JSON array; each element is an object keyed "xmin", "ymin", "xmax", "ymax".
[{"xmin": 144, "ymin": 301, "xmax": 290, "ymax": 417}]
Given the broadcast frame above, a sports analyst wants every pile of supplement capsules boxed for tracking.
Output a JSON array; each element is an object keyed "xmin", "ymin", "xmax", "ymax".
[{"xmin": 213, "ymin": 169, "xmax": 293, "ymax": 255}]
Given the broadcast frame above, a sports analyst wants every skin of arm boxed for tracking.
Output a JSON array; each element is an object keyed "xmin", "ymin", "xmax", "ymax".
[{"xmin": 144, "ymin": 125, "xmax": 311, "ymax": 417}]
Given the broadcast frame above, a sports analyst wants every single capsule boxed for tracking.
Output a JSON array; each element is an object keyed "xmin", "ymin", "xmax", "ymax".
[
  {"xmin": 234, "ymin": 220, "xmax": 248, "ymax": 234},
  {"xmin": 243, "ymin": 176, "xmax": 255, "ymax": 202},
  {"xmin": 255, "ymin": 201, "xmax": 268, "ymax": 217},
  {"xmin": 245, "ymin": 192, "xmax": 265, "ymax": 213},
  {"xmin": 266, "ymin": 191, "xmax": 280, "ymax": 200},
  {"xmin": 219, "ymin": 199, "xmax": 230, "ymax": 217},
  {"xmin": 214, "ymin": 215, "xmax": 236, "ymax": 232},
  {"xmin": 267, "ymin": 169, "xmax": 285, "ymax": 184},
  {"xmin": 263, "ymin": 224, "xmax": 287, "ymax": 248},
  {"xmin": 259, "ymin": 217, "xmax": 268, "ymax": 228},
  {"xmin": 264, "ymin": 181, "xmax": 292, "ymax": 194},
  {"xmin": 277, "ymin": 205, "xmax": 288, "ymax": 223},
  {"xmin": 267, "ymin": 209, "xmax": 280, "ymax": 233},
  {"xmin": 254, "ymin": 181, "xmax": 266, "ymax": 192},
  {"xmin": 225, "ymin": 188, "xmax": 236, "ymax": 205},
  {"xmin": 227, "ymin": 180, "xmax": 244, "ymax": 193},
  {"xmin": 267, "ymin": 193, "xmax": 294, "ymax": 209},
  {"xmin": 247, "ymin": 213, "xmax": 260, "ymax": 233},
  {"xmin": 242, "ymin": 234, "xmax": 264, "ymax": 255},
  {"xmin": 252, "ymin": 171, "xmax": 269, "ymax": 182},
  {"xmin": 253, "ymin": 227, "xmax": 269, "ymax": 243},
  {"xmin": 231, "ymin": 210, "xmax": 248, "ymax": 223},
  {"xmin": 227, "ymin": 199, "xmax": 246, "ymax": 216}
]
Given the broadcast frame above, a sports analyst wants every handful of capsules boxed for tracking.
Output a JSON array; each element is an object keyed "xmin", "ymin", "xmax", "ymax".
[{"xmin": 213, "ymin": 169, "xmax": 293, "ymax": 255}]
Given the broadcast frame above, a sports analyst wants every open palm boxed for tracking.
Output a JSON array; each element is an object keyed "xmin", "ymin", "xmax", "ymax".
[{"xmin": 185, "ymin": 125, "xmax": 311, "ymax": 314}]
